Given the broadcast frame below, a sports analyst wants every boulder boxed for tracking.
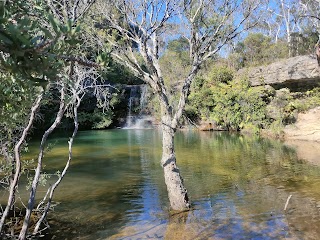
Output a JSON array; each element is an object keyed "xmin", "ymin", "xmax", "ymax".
[
  {"xmin": 238, "ymin": 55, "xmax": 320, "ymax": 88},
  {"xmin": 198, "ymin": 121, "xmax": 227, "ymax": 131}
]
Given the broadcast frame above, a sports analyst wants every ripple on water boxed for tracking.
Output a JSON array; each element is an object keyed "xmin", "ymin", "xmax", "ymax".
[{"xmin": 15, "ymin": 129, "xmax": 320, "ymax": 239}]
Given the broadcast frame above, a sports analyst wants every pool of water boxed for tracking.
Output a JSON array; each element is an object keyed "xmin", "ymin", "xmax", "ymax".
[{"xmin": 3, "ymin": 129, "xmax": 320, "ymax": 239}]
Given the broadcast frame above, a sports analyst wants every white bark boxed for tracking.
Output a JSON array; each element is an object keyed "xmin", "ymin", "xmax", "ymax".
[
  {"xmin": 299, "ymin": 0, "xmax": 320, "ymax": 34},
  {"xmin": 103, "ymin": 0, "xmax": 258, "ymax": 211},
  {"xmin": 18, "ymin": 60, "xmax": 106, "ymax": 238},
  {"xmin": 33, "ymin": 97, "xmax": 80, "ymax": 235},
  {"xmin": 19, "ymin": 86, "xmax": 67, "ymax": 240},
  {"xmin": 0, "ymin": 93, "xmax": 43, "ymax": 234},
  {"xmin": 161, "ymin": 121, "xmax": 189, "ymax": 210},
  {"xmin": 263, "ymin": 0, "xmax": 300, "ymax": 56},
  {"xmin": 46, "ymin": 0, "xmax": 95, "ymax": 23}
]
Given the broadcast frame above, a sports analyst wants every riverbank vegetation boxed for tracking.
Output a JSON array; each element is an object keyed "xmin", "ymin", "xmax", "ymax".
[{"xmin": 157, "ymin": 30, "xmax": 320, "ymax": 135}]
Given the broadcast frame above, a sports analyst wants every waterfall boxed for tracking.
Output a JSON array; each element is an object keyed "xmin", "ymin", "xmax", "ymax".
[
  {"xmin": 126, "ymin": 86, "xmax": 137, "ymax": 128},
  {"xmin": 123, "ymin": 85, "xmax": 153, "ymax": 129}
]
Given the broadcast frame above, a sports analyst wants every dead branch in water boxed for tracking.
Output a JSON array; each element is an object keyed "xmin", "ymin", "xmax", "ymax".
[{"xmin": 284, "ymin": 194, "xmax": 292, "ymax": 211}]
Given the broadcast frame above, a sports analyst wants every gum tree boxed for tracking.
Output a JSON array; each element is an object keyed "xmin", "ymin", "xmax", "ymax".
[
  {"xmin": 102, "ymin": 0, "xmax": 260, "ymax": 211},
  {"xmin": 260, "ymin": 0, "xmax": 301, "ymax": 56}
]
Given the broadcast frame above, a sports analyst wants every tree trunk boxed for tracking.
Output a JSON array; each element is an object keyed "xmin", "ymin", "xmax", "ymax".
[
  {"xmin": 19, "ymin": 88, "xmax": 66, "ymax": 240},
  {"xmin": 0, "ymin": 94, "xmax": 43, "ymax": 234},
  {"xmin": 161, "ymin": 118, "xmax": 190, "ymax": 211},
  {"xmin": 33, "ymin": 99, "xmax": 80, "ymax": 235}
]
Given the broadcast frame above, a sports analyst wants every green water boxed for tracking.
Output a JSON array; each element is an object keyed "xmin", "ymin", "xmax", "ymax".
[{"xmin": 5, "ymin": 130, "xmax": 320, "ymax": 239}]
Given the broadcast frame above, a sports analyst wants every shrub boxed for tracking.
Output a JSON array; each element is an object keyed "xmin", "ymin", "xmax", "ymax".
[{"xmin": 187, "ymin": 66, "xmax": 270, "ymax": 133}]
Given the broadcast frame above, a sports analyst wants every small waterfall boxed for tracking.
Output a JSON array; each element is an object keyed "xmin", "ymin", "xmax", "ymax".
[
  {"xmin": 123, "ymin": 85, "xmax": 153, "ymax": 129},
  {"xmin": 126, "ymin": 86, "xmax": 137, "ymax": 127}
]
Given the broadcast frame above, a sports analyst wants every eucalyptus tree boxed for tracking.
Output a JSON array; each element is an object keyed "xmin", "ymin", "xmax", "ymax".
[
  {"xmin": 102, "ymin": 0, "xmax": 260, "ymax": 211},
  {"xmin": 299, "ymin": 0, "xmax": 320, "ymax": 41},
  {"xmin": 0, "ymin": 1, "xmax": 110, "ymax": 239},
  {"xmin": 260, "ymin": 0, "xmax": 301, "ymax": 56}
]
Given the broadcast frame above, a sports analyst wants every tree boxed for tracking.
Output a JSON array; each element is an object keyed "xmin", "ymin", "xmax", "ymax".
[
  {"xmin": 299, "ymin": 0, "xmax": 320, "ymax": 42},
  {"xmin": 231, "ymin": 32, "xmax": 288, "ymax": 67},
  {"xmin": 260, "ymin": 0, "xmax": 301, "ymax": 57},
  {"xmin": 0, "ymin": 1, "xmax": 110, "ymax": 239},
  {"xmin": 160, "ymin": 38, "xmax": 191, "ymax": 93},
  {"xmin": 101, "ymin": 0, "xmax": 259, "ymax": 211}
]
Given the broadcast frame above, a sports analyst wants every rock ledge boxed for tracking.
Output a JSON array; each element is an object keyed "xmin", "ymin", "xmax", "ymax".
[{"xmin": 238, "ymin": 55, "xmax": 320, "ymax": 88}]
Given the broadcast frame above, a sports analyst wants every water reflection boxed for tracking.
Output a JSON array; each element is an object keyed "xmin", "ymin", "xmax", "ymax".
[{"xmin": 2, "ymin": 130, "xmax": 320, "ymax": 239}]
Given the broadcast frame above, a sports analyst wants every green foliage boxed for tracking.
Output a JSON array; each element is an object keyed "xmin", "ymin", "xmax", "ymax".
[
  {"xmin": 0, "ymin": 0, "xmax": 87, "ymax": 129},
  {"xmin": 0, "ymin": 1, "xmax": 84, "ymax": 84},
  {"xmin": 167, "ymin": 37, "xmax": 189, "ymax": 53},
  {"xmin": 209, "ymin": 79, "xmax": 268, "ymax": 131},
  {"xmin": 263, "ymin": 87, "xmax": 320, "ymax": 135},
  {"xmin": 187, "ymin": 66, "xmax": 270, "ymax": 133},
  {"xmin": 230, "ymin": 33, "xmax": 288, "ymax": 68},
  {"xmin": 187, "ymin": 66, "xmax": 235, "ymax": 120},
  {"xmin": 104, "ymin": 59, "xmax": 142, "ymax": 84},
  {"xmin": 290, "ymin": 30, "xmax": 319, "ymax": 56},
  {"xmin": 207, "ymin": 66, "xmax": 234, "ymax": 84},
  {"xmin": 266, "ymin": 88, "xmax": 294, "ymax": 123},
  {"xmin": 78, "ymin": 108, "xmax": 113, "ymax": 129},
  {"xmin": 160, "ymin": 49, "xmax": 190, "ymax": 88},
  {"xmin": 186, "ymin": 76, "xmax": 214, "ymax": 120},
  {"xmin": 266, "ymin": 87, "xmax": 320, "ymax": 129},
  {"xmin": 229, "ymin": 30, "xmax": 318, "ymax": 70},
  {"xmin": 290, "ymin": 88, "xmax": 320, "ymax": 112}
]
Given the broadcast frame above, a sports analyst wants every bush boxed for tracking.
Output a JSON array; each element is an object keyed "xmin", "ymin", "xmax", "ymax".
[
  {"xmin": 209, "ymin": 78, "xmax": 268, "ymax": 131},
  {"xmin": 78, "ymin": 108, "xmax": 113, "ymax": 129},
  {"xmin": 187, "ymin": 66, "xmax": 270, "ymax": 133}
]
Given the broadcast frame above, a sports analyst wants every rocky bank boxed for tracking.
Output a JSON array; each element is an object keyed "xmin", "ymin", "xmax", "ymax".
[
  {"xmin": 284, "ymin": 106, "xmax": 320, "ymax": 142},
  {"xmin": 238, "ymin": 55, "xmax": 320, "ymax": 142},
  {"xmin": 283, "ymin": 107, "xmax": 320, "ymax": 165}
]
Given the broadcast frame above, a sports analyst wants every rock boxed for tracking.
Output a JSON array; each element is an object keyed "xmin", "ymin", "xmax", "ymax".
[
  {"xmin": 238, "ymin": 55, "xmax": 320, "ymax": 88},
  {"xmin": 284, "ymin": 106, "xmax": 320, "ymax": 142},
  {"xmin": 198, "ymin": 121, "xmax": 227, "ymax": 131}
]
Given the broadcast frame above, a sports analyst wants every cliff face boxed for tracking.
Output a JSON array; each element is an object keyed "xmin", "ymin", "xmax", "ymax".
[{"xmin": 239, "ymin": 55, "xmax": 320, "ymax": 89}]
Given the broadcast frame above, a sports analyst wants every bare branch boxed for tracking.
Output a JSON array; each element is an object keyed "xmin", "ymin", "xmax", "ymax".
[
  {"xmin": 19, "ymin": 85, "xmax": 67, "ymax": 239},
  {"xmin": 0, "ymin": 93, "xmax": 43, "ymax": 234},
  {"xmin": 33, "ymin": 93, "xmax": 80, "ymax": 235}
]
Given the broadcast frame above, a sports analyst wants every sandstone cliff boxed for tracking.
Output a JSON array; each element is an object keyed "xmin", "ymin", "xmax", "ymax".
[{"xmin": 239, "ymin": 55, "xmax": 320, "ymax": 89}]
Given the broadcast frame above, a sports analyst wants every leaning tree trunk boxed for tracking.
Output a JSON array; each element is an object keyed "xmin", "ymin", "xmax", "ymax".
[
  {"xmin": 0, "ymin": 94, "xmax": 43, "ymax": 234},
  {"xmin": 161, "ymin": 116, "xmax": 190, "ymax": 211},
  {"xmin": 19, "ymin": 87, "xmax": 66, "ymax": 240}
]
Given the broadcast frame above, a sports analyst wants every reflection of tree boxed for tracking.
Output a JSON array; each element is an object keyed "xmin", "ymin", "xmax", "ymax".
[
  {"xmin": 166, "ymin": 182, "xmax": 320, "ymax": 239},
  {"xmin": 10, "ymin": 130, "xmax": 320, "ymax": 239},
  {"xmin": 165, "ymin": 211, "xmax": 196, "ymax": 239}
]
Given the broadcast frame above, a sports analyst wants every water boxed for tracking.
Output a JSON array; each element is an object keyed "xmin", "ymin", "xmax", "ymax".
[
  {"xmin": 124, "ymin": 85, "xmax": 153, "ymax": 129},
  {"xmin": 3, "ymin": 130, "xmax": 320, "ymax": 239}
]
